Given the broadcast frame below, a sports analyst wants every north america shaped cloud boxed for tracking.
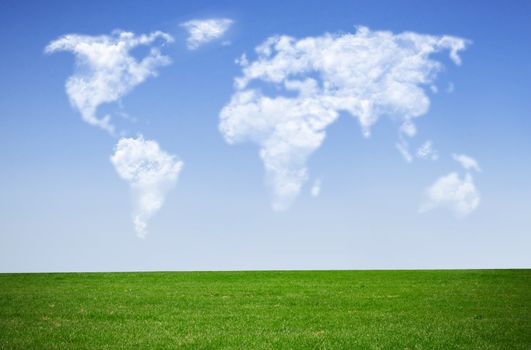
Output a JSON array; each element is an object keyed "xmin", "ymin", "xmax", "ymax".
[
  {"xmin": 45, "ymin": 30, "xmax": 174, "ymax": 134},
  {"xmin": 220, "ymin": 26, "xmax": 468, "ymax": 211}
]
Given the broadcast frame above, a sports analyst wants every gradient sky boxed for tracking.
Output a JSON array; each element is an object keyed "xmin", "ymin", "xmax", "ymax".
[{"xmin": 1, "ymin": 0, "xmax": 530, "ymax": 272}]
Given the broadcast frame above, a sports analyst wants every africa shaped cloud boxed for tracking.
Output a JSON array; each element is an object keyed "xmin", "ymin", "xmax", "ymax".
[
  {"xmin": 45, "ymin": 30, "xmax": 174, "ymax": 134},
  {"xmin": 452, "ymin": 153, "xmax": 481, "ymax": 172},
  {"xmin": 420, "ymin": 172, "xmax": 480, "ymax": 217},
  {"xmin": 181, "ymin": 18, "xmax": 233, "ymax": 50},
  {"xmin": 111, "ymin": 136, "xmax": 183, "ymax": 238},
  {"xmin": 220, "ymin": 26, "xmax": 468, "ymax": 210}
]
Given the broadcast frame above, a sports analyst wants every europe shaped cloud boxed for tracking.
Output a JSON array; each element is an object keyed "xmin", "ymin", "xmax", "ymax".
[
  {"xmin": 45, "ymin": 30, "xmax": 174, "ymax": 134},
  {"xmin": 111, "ymin": 136, "xmax": 183, "ymax": 238},
  {"xmin": 181, "ymin": 18, "xmax": 233, "ymax": 50},
  {"xmin": 220, "ymin": 26, "xmax": 468, "ymax": 210},
  {"xmin": 420, "ymin": 172, "xmax": 480, "ymax": 217}
]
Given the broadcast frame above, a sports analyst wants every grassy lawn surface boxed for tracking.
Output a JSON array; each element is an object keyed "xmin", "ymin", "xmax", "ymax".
[{"xmin": 0, "ymin": 269, "xmax": 529, "ymax": 349}]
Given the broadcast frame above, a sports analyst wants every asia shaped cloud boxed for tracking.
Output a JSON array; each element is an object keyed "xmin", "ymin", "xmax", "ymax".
[
  {"xmin": 220, "ymin": 26, "xmax": 468, "ymax": 210},
  {"xmin": 45, "ymin": 30, "xmax": 174, "ymax": 134},
  {"xmin": 181, "ymin": 18, "xmax": 233, "ymax": 50},
  {"xmin": 420, "ymin": 172, "xmax": 480, "ymax": 217},
  {"xmin": 452, "ymin": 153, "xmax": 481, "ymax": 172},
  {"xmin": 111, "ymin": 136, "xmax": 183, "ymax": 238}
]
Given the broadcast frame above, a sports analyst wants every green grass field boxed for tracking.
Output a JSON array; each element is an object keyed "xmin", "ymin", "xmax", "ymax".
[{"xmin": 0, "ymin": 270, "xmax": 530, "ymax": 349}]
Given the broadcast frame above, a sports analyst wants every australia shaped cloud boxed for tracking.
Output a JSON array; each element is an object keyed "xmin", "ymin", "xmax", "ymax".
[
  {"xmin": 420, "ymin": 154, "xmax": 481, "ymax": 217},
  {"xmin": 111, "ymin": 136, "xmax": 183, "ymax": 238},
  {"xmin": 181, "ymin": 18, "xmax": 233, "ymax": 50},
  {"xmin": 45, "ymin": 30, "xmax": 174, "ymax": 134},
  {"xmin": 220, "ymin": 26, "xmax": 468, "ymax": 211}
]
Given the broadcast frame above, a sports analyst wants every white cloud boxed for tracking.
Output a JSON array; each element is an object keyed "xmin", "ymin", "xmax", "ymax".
[
  {"xmin": 452, "ymin": 153, "xmax": 481, "ymax": 172},
  {"xmin": 420, "ymin": 172, "xmax": 480, "ymax": 217},
  {"xmin": 46, "ymin": 30, "xmax": 174, "ymax": 134},
  {"xmin": 181, "ymin": 18, "xmax": 233, "ymax": 50},
  {"xmin": 447, "ymin": 82, "xmax": 455, "ymax": 93},
  {"xmin": 310, "ymin": 178, "xmax": 321, "ymax": 197},
  {"xmin": 396, "ymin": 140, "xmax": 413, "ymax": 163},
  {"xmin": 220, "ymin": 26, "xmax": 468, "ymax": 210},
  {"xmin": 416, "ymin": 140, "xmax": 439, "ymax": 160},
  {"xmin": 111, "ymin": 136, "xmax": 183, "ymax": 238}
]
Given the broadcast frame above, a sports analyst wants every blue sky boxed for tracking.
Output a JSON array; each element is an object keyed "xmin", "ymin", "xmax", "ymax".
[{"xmin": 1, "ymin": 0, "xmax": 530, "ymax": 272}]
